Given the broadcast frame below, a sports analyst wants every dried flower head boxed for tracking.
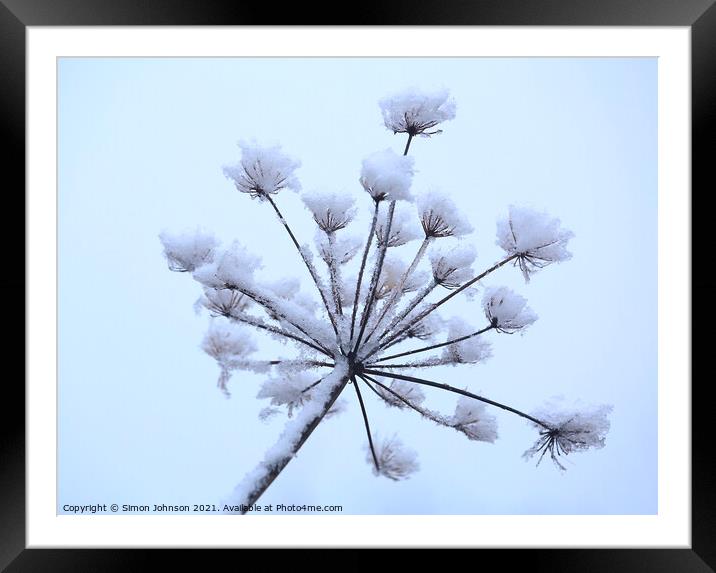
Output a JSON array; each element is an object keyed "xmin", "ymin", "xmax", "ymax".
[
  {"xmin": 497, "ymin": 205, "xmax": 574, "ymax": 282},
  {"xmin": 303, "ymin": 192, "xmax": 356, "ymax": 233},
  {"xmin": 375, "ymin": 208, "xmax": 422, "ymax": 248},
  {"xmin": 379, "ymin": 87, "xmax": 456, "ymax": 137},
  {"xmin": 159, "ymin": 229, "xmax": 217, "ymax": 273},
  {"xmin": 201, "ymin": 319, "xmax": 257, "ymax": 396},
  {"xmin": 359, "ymin": 149, "xmax": 415, "ymax": 202},
  {"xmin": 223, "ymin": 141, "xmax": 301, "ymax": 199},
  {"xmin": 430, "ymin": 244, "xmax": 477, "ymax": 289},
  {"xmin": 417, "ymin": 191, "xmax": 473, "ymax": 238},
  {"xmin": 368, "ymin": 435, "xmax": 420, "ymax": 481},
  {"xmin": 482, "ymin": 286, "xmax": 538, "ymax": 333}
]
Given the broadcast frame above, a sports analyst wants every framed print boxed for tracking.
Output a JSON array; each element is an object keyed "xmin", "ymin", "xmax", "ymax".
[{"xmin": 5, "ymin": 0, "xmax": 714, "ymax": 569}]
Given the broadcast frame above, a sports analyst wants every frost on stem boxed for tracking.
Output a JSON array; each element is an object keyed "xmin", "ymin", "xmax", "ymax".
[
  {"xmin": 302, "ymin": 192, "xmax": 356, "ymax": 233},
  {"xmin": 497, "ymin": 205, "xmax": 574, "ymax": 282},
  {"xmin": 368, "ymin": 435, "xmax": 420, "ymax": 481},
  {"xmin": 482, "ymin": 286, "xmax": 538, "ymax": 334},
  {"xmin": 430, "ymin": 243, "xmax": 477, "ymax": 289},
  {"xmin": 417, "ymin": 191, "xmax": 473, "ymax": 238},
  {"xmin": 451, "ymin": 396, "xmax": 498, "ymax": 443},
  {"xmin": 159, "ymin": 229, "xmax": 218, "ymax": 272},
  {"xmin": 375, "ymin": 256, "xmax": 429, "ymax": 300},
  {"xmin": 379, "ymin": 87, "xmax": 456, "ymax": 137},
  {"xmin": 201, "ymin": 319, "xmax": 257, "ymax": 396},
  {"xmin": 360, "ymin": 149, "xmax": 415, "ymax": 202},
  {"xmin": 523, "ymin": 400, "xmax": 613, "ymax": 470},
  {"xmin": 222, "ymin": 141, "xmax": 301, "ymax": 200}
]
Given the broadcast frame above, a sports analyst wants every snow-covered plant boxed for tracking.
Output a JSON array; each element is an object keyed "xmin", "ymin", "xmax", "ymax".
[{"xmin": 160, "ymin": 87, "xmax": 612, "ymax": 512}]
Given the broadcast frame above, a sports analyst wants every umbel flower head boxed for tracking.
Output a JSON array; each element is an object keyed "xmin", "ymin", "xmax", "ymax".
[
  {"xmin": 223, "ymin": 141, "xmax": 301, "ymax": 200},
  {"xmin": 162, "ymin": 86, "xmax": 611, "ymax": 513},
  {"xmin": 523, "ymin": 399, "xmax": 613, "ymax": 470},
  {"xmin": 360, "ymin": 149, "xmax": 415, "ymax": 202},
  {"xmin": 497, "ymin": 205, "xmax": 574, "ymax": 282},
  {"xmin": 379, "ymin": 87, "xmax": 456, "ymax": 137},
  {"xmin": 482, "ymin": 286, "xmax": 538, "ymax": 333}
]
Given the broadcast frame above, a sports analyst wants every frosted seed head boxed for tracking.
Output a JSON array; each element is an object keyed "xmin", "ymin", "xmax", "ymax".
[
  {"xmin": 379, "ymin": 87, "xmax": 456, "ymax": 137},
  {"xmin": 496, "ymin": 205, "xmax": 574, "ymax": 281},
  {"xmin": 159, "ymin": 228, "xmax": 218, "ymax": 272},
  {"xmin": 367, "ymin": 434, "xmax": 420, "ymax": 480},
  {"xmin": 417, "ymin": 191, "xmax": 473, "ymax": 238},
  {"xmin": 302, "ymin": 192, "xmax": 356, "ymax": 233},
  {"xmin": 359, "ymin": 149, "xmax": 415, "ymax": 202},
  {"xmin": 375, "ymin": 208, "xmax": 422, "ymax": 248},
  {"xmin": 482, "ymin": 286, "xmax": 537, "ymax": 333},
  {"xmin": 222, "ymin": 140, "xmax": 301, "ymax": 200},
  {"xmin": 429, "ymin": 243, "xmax": 477, "ymax": 289},
  {"xmin": 451, "ymin": 396, "xmax": 498, "ymax": 443}
]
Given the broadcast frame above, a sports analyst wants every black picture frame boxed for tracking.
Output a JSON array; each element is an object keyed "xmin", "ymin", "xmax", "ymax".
[{"xmin": 3, "ymin": 0, "xmax": 712, "ymax": 569}]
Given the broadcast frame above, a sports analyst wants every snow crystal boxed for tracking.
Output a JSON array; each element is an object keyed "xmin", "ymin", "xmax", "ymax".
[
  {"xmin": 441, "ymin": 317, "xmax": 492, "ymax": 365},
  {"xmin": 302, "ymin": 192, "xmax": 356, "ymax": 233},
  {"xmin": 379, "ymin": 88, "xmax": 456, "ymax": 137},
  {"xmin": 429, "ymin": 243, "xmax": 477, "ymax": 289},
  {"xmin": 482, "ymin": 286, "xmax": 537, "ymax": 333},
  {"xmin": 417, "ymin": 191, "xmax": 473, "ymax": 238},
  {"xmin": 159, "ymin": 228, "xmax": 217, "ymax": 272},
  {"xmin": 375, "ymin": 208, "xmax": 422, "ymax": 247},
  {"xmin": 523, "ymin": 398, "xmax": 613, "ymax": 470},
  {"xmin": 368, "ymin": 434, "xmax": 420, "ymax": 481},
  {"xmin": 451, "ymin": 396, "xmax": 498, "ymax": 443},
  {"xmin": 222, "ymin": 140, "xmax": 301, "ymax": 199},
  {"xmin": 192, "ymin": 241, "xmax": 262, "ymax": 289},
  {"xmin": 496, "ymin": 205, "xmax": 574, "ymax": 281},
  {"xmin": 359, "ymin": 149, "xmax": 415, "ymax": 202}
]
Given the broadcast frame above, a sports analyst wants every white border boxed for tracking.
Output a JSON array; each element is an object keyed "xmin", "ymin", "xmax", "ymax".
[{"xmin": 27, "ymin": 27, "xmax": 691, "ymax": 548}]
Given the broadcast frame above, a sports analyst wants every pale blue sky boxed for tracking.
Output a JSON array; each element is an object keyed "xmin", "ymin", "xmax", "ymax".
[{"xmin": 58, "ymin": 57, "xmax": 657, "ymax": 514}]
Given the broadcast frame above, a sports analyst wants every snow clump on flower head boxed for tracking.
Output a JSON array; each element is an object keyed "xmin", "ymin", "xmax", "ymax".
[
  {"xmin": 523, "ymin": 398, "xmax": 613, "ymax": 470},
  {"xmin": 379, "ymin": 87, "xmax": 456, "ymax": 137},
  {"xmin": 201, "ymin": 319, "xmax": 257, "ymax": 396},
  {"xmin": 451, "ymin": 397, "xmax": 498, "ymax": 443},
  {"xmin": 482, "ymin": 286, "xmax": 537, "ymax": 333},
  {"xmin": 496, "ymin": 205, "xmax": 574, "ymax": 282},
  {"xmin": 429, "ymin": 243, "xmax": 477, "ymax": 289},
  {"xmin": 441, "ymin": 317, "xmax": 492, "ymax": 365},
  {"xmin": 375, "ymin": 208, "xmax": 422, "ymax": 248},
  {"xmin": 368, "ymin": 434, "xmax": 420, "ymax": 481},
  {"xmin": 359, "ymin": 149, "xmax": 415, "ymax": 202},
  {"xmin": 159, "ymin": 228, "xmax": 218, "ymax": 273},
  {"xmin": 192, "ymin": 241, "xmax": 262, "ymax": 289},
  {"xmin": 417, "ymin": 191, "xmax": 473, "ymax": 238},
  {"xmin": 302, "ymin": 191, "xmax": 356, "ymax": 234},
  {"xmin": 222, "ymin": 140, "xmax": 301, "ymax": 199}
]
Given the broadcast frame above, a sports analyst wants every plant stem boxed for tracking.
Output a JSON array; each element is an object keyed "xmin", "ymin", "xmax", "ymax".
[
  {"xmin": 350, "ymin": 200, "xmax": 380, "ymax": 343},
  {"xmin": 353, "ymin": 200, "xmax": 396, "ymax": 353},
  {"xmin": 370, "ymin": 254, "xmax": 518, "ymax": 357},
  {"xmin": 264, "ymin": 194, "xmax": 341, "ymax": 340},
  {"xmin": 229, "ymin": 313, "xmax": 332, "ymax": 357},
  {"xmin": 359, "ymin": 373, "xmax": 446, "ymax": 426},
  {"xmin": 403, "ymin": 133, "xmax": 414, "ymax": 156},
  {"xmin": 325, "ymin": 231, "xmax": 344, "ymax": 317},
  {"xmin": 362, "ymin": 368, "xmax": 551, "ymax": 430},
  {"xmin": 376, "ymin": 280, "xmax": 438, "ymax": 342},
  {"xmin": 351, "ymin": 375, "xmax": 379, "ymax": 471},
  {"xmin": 372, "ymin": 325, "xmax": 494, "ymax": 363},
  {"xmin": 364, "ymin": 236, "xmax": 432, "ymax": 344},
  {"xmin": 236, "ymin": 373, "xmax": 351, "ymax": 512}
]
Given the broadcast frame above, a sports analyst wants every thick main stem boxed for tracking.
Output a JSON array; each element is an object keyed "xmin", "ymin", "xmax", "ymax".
[
  {"xmin": 371, "ymin": 254, "xmax": 518, "ymax": 357},
  {"xmin": 264, "ymin": 194, "xmax": 340, "ymax": 340},
  {"xmin": 351, "ymin": 376, "xmax": 379, "ymax": 471},
  {"xmin": 364, "ymin": 236, "xmax": 432, "ymax": 344},
  {"xmin": 233, "ymin": 371, "xmax": 351, "ymax": 512},
  {"xmin": 350, "ymin": 200, "xmax": 380, "ymax": 343},
  {"xmin": 362, "ymin": 368, "xmax": 551, "ymax": 430},
  {"xmin": 372, "ymin": 325, "xmax": 494, "ymax": 364},
  {"xmin": 353, "ymin": 200, "xmax": 396, "ymax": 353}
]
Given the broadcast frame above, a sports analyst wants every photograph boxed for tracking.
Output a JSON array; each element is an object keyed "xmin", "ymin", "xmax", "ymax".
[{"xmin": 57, "ymin": 56, "xmax": 656, "ymax": 516}]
